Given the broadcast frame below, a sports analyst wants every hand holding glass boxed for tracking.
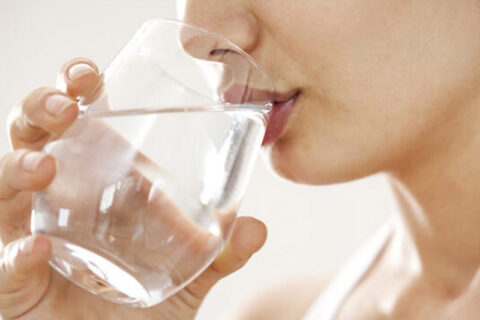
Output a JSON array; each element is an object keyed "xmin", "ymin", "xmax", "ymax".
[{"xmin": 31, "ymin": 20, "xmax": 273, "ymax": 307}]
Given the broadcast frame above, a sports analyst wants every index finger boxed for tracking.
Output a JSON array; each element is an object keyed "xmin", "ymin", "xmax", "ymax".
[{"xmin": 56, "ymin": 57, "xmax": 102, "ymax": 101}]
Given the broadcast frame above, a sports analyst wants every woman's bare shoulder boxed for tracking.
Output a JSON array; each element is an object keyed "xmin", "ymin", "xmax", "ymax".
[{"xmin": 230, "ymin": 275, "xmax": 330, "ymax": 320}]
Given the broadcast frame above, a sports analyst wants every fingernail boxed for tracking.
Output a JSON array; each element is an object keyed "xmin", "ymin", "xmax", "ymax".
[
  {"xmin": 68, "ymin": 63, "xmax": 95, "ymax": 81},
  {"xmin": 32, "ymin": 237, "xmax": 50, "ymax": 254},
  {"xmin": 22, "ymin": 152, "xmax": 45, "ymax": 172},
  {"xmin": 44, "ymin": 94, "xmax": 75, "ymax": 116},
  {"xmin": 19, "ymin": 237, "xmax": 36, "ymax": 254}
]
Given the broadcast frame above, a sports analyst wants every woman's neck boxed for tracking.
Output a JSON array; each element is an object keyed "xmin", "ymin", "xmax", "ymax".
[{"xmin": 386, "ymin": 107, "xmax": 480, "ymax": 293}]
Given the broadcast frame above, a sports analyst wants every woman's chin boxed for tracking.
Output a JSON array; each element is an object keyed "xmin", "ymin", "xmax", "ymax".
[
  {"xmin": 262, "ymin": 138, "xmax": 324, "ymax": 185},
  {"xmin": 263, "ymin": 137, "xmax": 377, "ymax": 186}
]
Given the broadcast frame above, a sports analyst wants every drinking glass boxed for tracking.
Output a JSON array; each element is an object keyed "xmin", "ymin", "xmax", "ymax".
[{"xmin": 30, "ymin": 19, "xmax": 273, "ymax": 307}]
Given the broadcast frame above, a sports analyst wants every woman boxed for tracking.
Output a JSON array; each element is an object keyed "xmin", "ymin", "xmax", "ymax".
[{"xmin": 2, "ymin": 0, "xmax": 480, "ymax": 319}]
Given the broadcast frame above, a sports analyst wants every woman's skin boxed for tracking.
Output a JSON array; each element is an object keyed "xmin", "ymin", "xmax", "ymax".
[
  {"xmin": 2, "ymin": 0, "xmax": 480, "ymax": 319},
  {"xmin": 181, "ymin": 0, "xmax": 480, "ymax": 319}
]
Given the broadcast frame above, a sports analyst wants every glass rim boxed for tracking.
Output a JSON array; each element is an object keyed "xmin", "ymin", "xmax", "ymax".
[
  {"xmin": 79, "ymin": 18, "xmax": 274, "ymax": 117},
  {"xmin": 148, "ymin": 18, "xmax": 275, "ymax": 98}
]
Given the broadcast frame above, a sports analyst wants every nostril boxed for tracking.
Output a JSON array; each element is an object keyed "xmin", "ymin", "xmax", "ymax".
[
  {"xmin": 209, "ymin": 49, "xmax": 230, "ymax": 56},
  {"xmin": 209, "ymin": 49, "xmax": 240, "ymax": 63}
]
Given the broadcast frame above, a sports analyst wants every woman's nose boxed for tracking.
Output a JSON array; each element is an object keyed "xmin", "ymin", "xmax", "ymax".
[{"xmin": 180, "ymin": 1, "xmax": 260, "ymax": 54}]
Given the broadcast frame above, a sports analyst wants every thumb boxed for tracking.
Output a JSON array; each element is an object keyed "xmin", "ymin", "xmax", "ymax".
[
  {"xmin": 184, "ymin": 216, "xmax": 267, "ymax": 300},
  {"xmin": 0, "ymin": 235, "xmax": 52, "ymax": 319}
]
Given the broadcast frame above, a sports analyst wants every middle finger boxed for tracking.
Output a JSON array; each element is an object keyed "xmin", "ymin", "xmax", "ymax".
[{"xmin": 8, "ymin": 88, "xmax": 78, "ymax": 151}]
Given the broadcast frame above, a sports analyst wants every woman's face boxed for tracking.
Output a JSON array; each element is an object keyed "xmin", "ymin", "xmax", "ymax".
[{"xmin": 179, "ymin": 0, "xmax": 480, "ymax": 184}]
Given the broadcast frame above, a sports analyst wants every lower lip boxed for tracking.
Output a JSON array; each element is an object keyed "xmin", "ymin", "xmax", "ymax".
[{"xmin": 262, "ymin": 94, "xmax": 299, "ymax": 146}]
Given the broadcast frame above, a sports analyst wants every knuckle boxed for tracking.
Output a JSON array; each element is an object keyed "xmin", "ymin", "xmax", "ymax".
[
  {"xmin": 0, "ymin": 293, "xmax": 18, "ymax": 311},
  {"xmin": 0, "ymin": 243, "xmax": 16, "ymax": 277},
  {"xmin": 0, "ymin": 150, "xmax": 25, "ymax": 173},
  {"xmin": 0, "ymin": 152, "xmax": 19, "ymax": 179},
  {"xmin": 0, "ymin": 150, "xmax": 28, "ymax": 200},
  {"xmin": 9, "ymin": 87, "xmax": 73, "ymax": 148},
  {"xmin": 21, "ymin": 87, "xmax": 58, "ymax": 116},
  {"xmin": 13, "ymin": 87, "xmax": 54, "ymax": 131},
  {"xmin": 0, "ymin": 243, "xmax": 29, "ymax": 294}
]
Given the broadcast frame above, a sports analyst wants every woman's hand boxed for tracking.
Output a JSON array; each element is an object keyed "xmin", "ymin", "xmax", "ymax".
[{"xmin": 0, "ymin": 58, "xmax": 267, "ymax": 320}]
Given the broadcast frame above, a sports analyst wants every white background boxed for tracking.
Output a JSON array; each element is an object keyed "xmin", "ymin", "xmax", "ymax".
[{"xmin": 0, "ymin": 1, "xmax": 391, "ymax": 319}]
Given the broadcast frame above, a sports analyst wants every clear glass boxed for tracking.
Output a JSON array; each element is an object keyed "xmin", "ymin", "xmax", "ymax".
[{"xmin": 30, "ymin": 19, "xmax": 273, "ymax": 308}]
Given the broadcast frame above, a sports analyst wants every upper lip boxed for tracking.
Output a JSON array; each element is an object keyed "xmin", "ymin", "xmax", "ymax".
[{"xmin": 273, "ymin": 90, "xmax": 301, "ymax": 105}]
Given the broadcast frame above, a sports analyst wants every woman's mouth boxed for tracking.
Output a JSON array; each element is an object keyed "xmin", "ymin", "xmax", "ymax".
[
  {"xmin": 262, "ymin": 91, "xmax": 301, "ymax": 146},
  {"xmin": 218, "ymin": 84, "xmax": 301, "ymax": 146}
]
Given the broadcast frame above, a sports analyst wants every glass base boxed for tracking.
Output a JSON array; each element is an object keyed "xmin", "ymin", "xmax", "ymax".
[{"xmin": 48, "ymin": 236, "xmax": 164, "ymax": 308}]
